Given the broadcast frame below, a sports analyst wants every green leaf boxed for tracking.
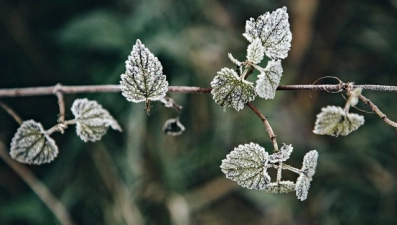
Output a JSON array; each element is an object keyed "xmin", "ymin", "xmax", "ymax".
[
  {"xmin": 72, "ymin": 98, "xmax": 122, "ymax": 142},
  {"xmin": 220, "ymin": 142, "xmax": 270, "ymax": 190},
  {"xmin": 255, "ymin": 59, "xmax": 283, "ymax": 99},
  {"xmin": 246, "ymin": 38, "xmax": 265, "ymax": 64},
  {"xmin": 211, "ymin": 68, "xmax": 256, "ymax": 111},
  {"xmin": 10, "ymin": 120, "xmax": 58, "ymax": 165},
  {"xmin": 296, "ymin": 150, "xmax": 318, "ymax": 201},
  {"xmin": 265, "ymin": 181, "xmax": 296, "ymax": 194},
  {"xmin": 243, "ymin": 6, "xmax": 292, "ymax": 59},
  {"xmin": 313, "ymin": 106, "xmax": 365, "ymax": 137},
  {"xmin": 120, "ymin": 39, "xmax": 168, "ymax": 105}
]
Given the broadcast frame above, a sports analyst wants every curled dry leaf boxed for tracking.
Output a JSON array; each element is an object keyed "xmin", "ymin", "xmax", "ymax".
[
  {"xmin": 296, "ymin": 150, "xmax": 318, "ymax": 201},
  {"xmin": 10, "ymin": 120, "xmax": 58, "ymax": 165},
  {"xmin": 72, "ymin": 98, "xmax": 122, "ymax": 142},
  {"xmin": 255, "ymin": 59, "xmax": 283, "ymax": 100}
]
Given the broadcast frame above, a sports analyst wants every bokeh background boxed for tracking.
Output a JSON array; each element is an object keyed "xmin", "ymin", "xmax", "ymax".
[{"xmin": 1, "ymin": 0, "xmax": 397, "ymax": 224}]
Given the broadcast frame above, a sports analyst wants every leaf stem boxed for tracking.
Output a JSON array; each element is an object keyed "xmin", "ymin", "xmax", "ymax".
[
  {"xmin": 358, "ymin": 94, "xmax": 397, "ymax": 128},
  {"xmin": 54, "ymin": 84, "xmax": 65, "ymax": 123},
  {"xmin": 246, "ymin": 102, "xmax": 279, "ymax": 152}
]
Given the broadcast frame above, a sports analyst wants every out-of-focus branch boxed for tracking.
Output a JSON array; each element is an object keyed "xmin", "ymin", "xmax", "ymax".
[{"xmin": 0, "ymin": 141, "xmax": 76, "ymax": 225}]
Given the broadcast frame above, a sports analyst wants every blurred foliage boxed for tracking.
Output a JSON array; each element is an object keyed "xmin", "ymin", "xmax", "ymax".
[{"xmin": 0, "ymin": 0, "xmax": 397, "ymax": 224}]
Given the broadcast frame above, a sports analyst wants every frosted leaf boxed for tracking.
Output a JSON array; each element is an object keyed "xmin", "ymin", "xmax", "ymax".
[
  {"xmin": 10, "ymin": 120, "xmax": 58, "ymax": 165},
  {"xmin": 246, "ymin": 38, "xmax": 265, "ymax": 64},
  {"xmin": 265, "ymin": 181, "xmax": 296, "ymax": 194},
  {"xmin": 120, "ymin": 39, "xmax": 168, "ymax": 108},
  {"xmin": 268, "ymin": 143, "xmax": 293, "ymax": 163},
  {"xmin": 228, "ymin": 53, "xmax": 242, "ymax": 67},
  {"xmin": 243, "ymin": 6, "xmax": 292, "ymax": 59},
  {"xmin": 163, "ymin": 117, "xmax": 185, "ymax": 136},
  {"xmin": 211, "ymin": 68, "xmax": 256, "ymax": 111},
  {"xmin": 296, "ymin": 150, "xmax": 318, "ymax": 201},
  {"xmin": 220, "ymin": 142, "xmax": 270, "ymax": 190},
  {"xmin": 72, "ymin": 98, "xmax": 122, "ymax": 142},
  {"xmin": 347, "ymin": 87, "xmax": 362, "ymax": 107},
  {"xmin": 255, "ymin": 59, "xmax": 283, "ymax": 99},
  {"xmin": 313, "ymin": 106, "xmax": 365, "ymax": 137}
]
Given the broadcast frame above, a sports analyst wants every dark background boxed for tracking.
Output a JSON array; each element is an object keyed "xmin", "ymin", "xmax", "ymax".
[{"xmin": 0, "ymin": 0, "xmax": 397, "ymax": 224}]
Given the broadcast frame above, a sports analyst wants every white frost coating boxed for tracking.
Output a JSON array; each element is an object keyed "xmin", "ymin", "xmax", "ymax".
[
  {"xmin": 268, "ymin": 143, "xmax": 293, "ymax": 163},
  {"xmin": 10, "ymin": 120, "xmax": 58, "ymax": 165},
  {"xmin": 220, "ymin": 142, "xmax": 270, "ymax": 190},
  {"xmin": 211, "ymin": 68, "xmax": 256, "ymax": 111},
  {"xmin": 296, "ymin": 150, "xmax": 318, "ymax": 201},
  {"xmin": 162, "ymin": 117, "xmax": 185, "ymax": 136},
  {"xmin": 72, "ymin": 98, "xmax": 122, "ymax": 142},
  {"xmin": 228, "ymin": 53, "xmax": 242, "ymax": 67},
  {"xmin": 120, "ymin": 39, "xmax": 168, "ymax": 103},
  {"xmin": 255, "ymin": 59, "xmax": 283, "ymax": 99},
  {"xmin": 243, "ymin": 6, "xmax": 292, "ymax": 59},
  {"xmin": 313, "ymin": 106, "xmax": 365, "ymax": 137},
  {"xmin": 246, "ymin": 38, "xmax": 265, "ymax": 64},
  {"xmin": 265, "ymin": 181, "xmax": 296, "ymax": 194}
]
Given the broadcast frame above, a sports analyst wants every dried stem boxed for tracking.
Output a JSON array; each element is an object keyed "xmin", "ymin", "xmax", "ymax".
[
  {"xmin": 246, "ymin": 102, "xmax": 279, "ymax": 151},
  {"xmin": 54, "ymin": 84, "xmax": 65, "ymax": 123},
  {"xmin": 0, "ymin": 101, "xmax": 23, "ymax": 124},
  {"xmin": 358, "ymin": 94, "xmax": 397, "ymax": 128},
  {"xmin": 0, "ymin": 141, "xmax": 76, "ymax": 225},
  {"xmin": 0, "ymin": 83, "xmax": 396, "ymax": 98}
]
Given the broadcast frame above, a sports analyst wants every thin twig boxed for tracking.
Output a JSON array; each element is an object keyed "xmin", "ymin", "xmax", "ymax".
[
  {"xmin": 0, "ymin": 83, "xmax": 396, "ymax": 98},
  {"xmin": 54, "ymin": 84, "xmax": 65, "ymax": 123},
  {"xmin": 0, "ymin": 101, "xmax": 23, "ymax": 124},
  {"xmin": 0, "ymin": 141, "xmax": 76, "ymax": 225},
  {"xmin": 246, "ymin": 102, "xmax": 279, "ymax": 152},
  {"xmin": 358, "ymin": 94, "xmax": 397, "ymax": 128}
]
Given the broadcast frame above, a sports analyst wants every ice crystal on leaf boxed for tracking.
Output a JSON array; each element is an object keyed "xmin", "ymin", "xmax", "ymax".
[
  {"xmin": 211, "ymin": 68, "xmax": 256, "ymax": 111},
  {"xmin": 220, "ymin": 142, "xmax": 270, "ymax": 190},
  {"xmin": 296, "ymin": 150, "xmax": 318, "ymax": 201},
  {"xmin": 255, "ymin": 59, "xmax": 283, "ymax": 99},
  {"xmin": 72, "ymin": 98, "xmax": 122, "ymax": 142},
  {"xmin": 10, "ymin": 120, "xmax": 58, "ymax": 165},
  {"xmin": 228, "ymin": 53, "xmax": 242, "ymax": 67},
  {"xmin": 313, "ymin": 106, "xmax": 365, "ymax": 137},
  {"xmin": 243, "ymin": 6, "xmax": 292, "ymax": 59},
  {"xmin": 266, "ymin": 181, "xmax": 296, "ymax": 194},
  {"xmin": 268, "ymin": 143, "xmax": 293, "ymax": 163},
  {"xmin": 247, "ymin": 38, "xmax": 265, "ymax": 64},
  {"xmin": 120, "ymin": 39, "xmax": 168, "ymax": 109}
]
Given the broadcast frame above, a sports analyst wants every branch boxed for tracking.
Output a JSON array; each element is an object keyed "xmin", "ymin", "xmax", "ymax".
[
  {"xmin": 0, "ymin": 83, "xmax": 397, "ymax": 97},
  {"xmin": 246, "ymin": 102, "xmax": 279, "ymax": 151},
  {"xmin": 0, "ymin": 141, "xmax": 76, "ymax": 225},
  {"xmin": 358, "ymin": 94, "xmax": 397, "ymax": 128}
]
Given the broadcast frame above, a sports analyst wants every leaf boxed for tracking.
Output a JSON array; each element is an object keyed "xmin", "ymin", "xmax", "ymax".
[
  {"xmin": 265, "ymin": 181, "xmax": 296, "ymax": 194},
  {"xmin": 268, "ymin": 143, "xmax": 293, "ymax": 163},
  {"xmin": 72, "ymin": 98, "xmax": 122, "ymax": 142},
  {"xmin": 313, "ymin": 106, "xmax": 365, "ymax": 137},
  {"xmin": 162, "ymin": 117, "xmax": 185, "ymax": 136},
  {"xmin": 10, "ymin": 120, "xmax": 58, "ymax": 165},
  {"xmin": 211, "ymin": 68, "xmax": 256, "ymax": 111},
  {"xmin": 296, "ymin": 150, "xmax": 318, "ymax": 201},
  {"xmin": 220, "ymin": 142, "xmax": 270, "ymax": 190},
  {"xmin": 347, "ymin": 87, "xmax": 362, "ymax": 107},
  {"xmin": 246, "ymin": 38, "xmax": 265, "ymax": 64},
  {"xmin": 255, "ymin": 59, "xmax": 283, "ymax": 99},
  {"xmin": 243, "ymin": 6, "xmax": 292, "ymax": 59},
  {"xmin": 120, "ymin": 39, "xmax": 168, "ymax": 106}
]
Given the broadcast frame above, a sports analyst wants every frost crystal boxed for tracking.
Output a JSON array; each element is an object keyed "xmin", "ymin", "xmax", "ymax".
[
  {"xmin": 10, "ymin": 120, "xmax": 58, "ymax": 165},
  {"xmin": 220, "ymin": 142, "xmax": 270, "ymax": 190},
  {"xmin": 255, "ymin": 59, "xmax": 283, "ymax": 99},
  {"xmin": 265, "ymin": 181, "xmax": 296, "ymax": 194},
  {"xmin": 313, "ymin": 106, "xmax": 365, "ymax": 137},
  {"xmin": 72, "ymin": 98, "xmax": 122, "ymax": 142},
  {"xmin": 246, "ymin": 38, "xmax": 265, "ymax": 64},
  {"xmin": 268, "ymin": 143, "xmax": 293, "ymax": 163},
  {"xmin": 228, "ymin": 53, "xmax": 242, "ymax": 67},
  {"xmin": 211, "ymin": 68, "xmax": 256, "ymax": 111},
  {"xmin": 120, "ymin": 39, "xmax": 168, "ymax": 106},
  {"xmin": 296, "ymin": 150, "xmax": 318, "ymax": 201},
  {"xmin": 243, "ymin": 6, "xmax": 292, "ymax": 59},
  {"xmin": 162, "ymin": 117, "xmax": 185, "ymax": 136}
]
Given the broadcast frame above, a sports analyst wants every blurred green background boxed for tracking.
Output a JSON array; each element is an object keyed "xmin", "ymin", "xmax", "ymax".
[{"xmin": 0, "ymin": 0, "xmax": 397, "ymax": 224}]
